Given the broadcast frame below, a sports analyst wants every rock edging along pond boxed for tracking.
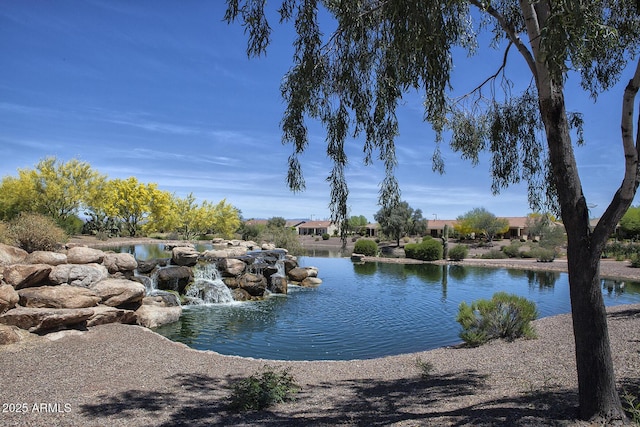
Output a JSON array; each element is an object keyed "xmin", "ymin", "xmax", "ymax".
[{"xmin": 0, "ymin": 240, "xmax": 321, "ymax": 345}]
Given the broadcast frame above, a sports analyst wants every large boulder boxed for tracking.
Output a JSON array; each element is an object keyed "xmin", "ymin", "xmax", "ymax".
[
  {"xmin": 0, "ymin": 307, "xmax": 94, "ymax": 333},
  {"xmin": 0, "ymin": 324, "xmax": 22, "ymax": 345},
  {"xmin": 239, "ymin": 273, "xmax": 267, "ymax": 297},
  {"xmin": 217, "ymin": 258, "xmax": 246, "ymax": 277},
  {"xmin": 156, "ymin": 266, "xmax": 193, "ymax": 294},
  {"xmin": 2, "ymin": 264, "xmax": 52, "ymax": 289},
  {"xmin": 135, "ymin": 305, "xmax": 182, "ymax": 328},
  {"xmin": 283, "ymin": 259, "xmax": 299, "ymax": 275},
  {"xmin": 66, "ymin": 247, "xmax": 105, "ymax": 264},
  {"xmin": 268, "ymin": 273, "xmax": 288, "ymax": 294},
  {"xmin": 202, "ymin": 249, "xmax": 226, "ymax": 259},
  {"xmin": 0, "ymin": 284, "xmax": 19, "ymax": 314},
  {"xmin": 287, "ymin": 267, "xmax": 309, "ymax": 282},
  {"xmin": 142, "ymin": 291, "xmax": 181, "ymax": 307},
  {"xmin": 0, "ymin": 244, "xmax": 28, "ymax": 267},
  {"xmin": 18, "ymin": 285, "xmax": 101, "ymax": 309},
  {"xmin": 86, "ymin": 305, "xmax": 137, "ymax": 327},
  {"xmin": 171, "ymin": 246, "xmax": 199, "ymax": 267},
  {"xmin": 90, "ymin": 279, "xmax": 145, "ymax": 307},
  {"xmin": 102, "ymin": 252, "xmax": 138, "ymax": 274},
  {"xmin": 301, "ymin": 277, "xmax": 323, "ymax": 287},
  {"xmin": 136, "ymin": 259, "xmax": 159, "ymax": 274},
  {"xmin": 25, "ymin": 251, "xmax": 67, "ymax": 266},
  {"xmin": 49, "ymin": 263, "xmax": 109, "ymax": 287}
]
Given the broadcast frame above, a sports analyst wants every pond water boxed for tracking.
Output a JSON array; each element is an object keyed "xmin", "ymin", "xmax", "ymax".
[{"xmin": 151, "ymin": 256, "xmax": 640, "ymax": 361}]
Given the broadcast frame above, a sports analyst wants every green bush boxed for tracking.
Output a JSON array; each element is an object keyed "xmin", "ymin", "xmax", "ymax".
[
  {"xmin": 530, "ymin": 247, "xmax": 556, "ymax": 262},
  {"xmin": 57, "ymin": 214, "xmax": 84, "ymax": 235},
  {"xmin": 7, "ymin": 213, "xmax": 67, "ymax": 252},
  {"xmin": 622, "ymin": 390, "xmax": 640, "ymax": 424},
  {"xmin": 0, "ymin": 221, "xmax": 11, "ymax": 245},
  {"xmin": 405, "ymin": 239, "xmax": 443, "ymax": 261},
  {"xmin": 321, "ymin": 233, "xmax": 330, "ymax": 240},
  {"xmin": 448, "ymin": 244, "xmax": 468, "ymax": 261},
  {"xmin": 354, "ymin": 239, "xmax": 378, "ymax": 256},
  {"xmin": 501, "ymin": 242, "xmax": 523, "ymax": 258},
  {"xmin": 456, "ymin": 292, "xmax": 538, "ymax": 347},
  {"xmin": 228, "ymin": 366, "xmax": 299, "ymax": 412},
  {"xmin": 480, "ymin": 249, "xmax": 508, "ymax": 259}
]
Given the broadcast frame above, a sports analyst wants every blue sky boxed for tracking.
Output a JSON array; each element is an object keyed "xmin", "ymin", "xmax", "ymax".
[{"xmin": 0, "ymin": 1, "xmax": 637, "ymax": 222}]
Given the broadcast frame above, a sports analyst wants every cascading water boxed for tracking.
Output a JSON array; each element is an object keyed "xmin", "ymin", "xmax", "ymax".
[{"xmin": 185, "ymin": 263, "xmax": 234, "ymax": 304}]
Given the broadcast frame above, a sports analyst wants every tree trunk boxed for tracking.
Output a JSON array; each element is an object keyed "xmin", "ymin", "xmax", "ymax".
[
  {"xmin": 567, "ymin": 244, "xmax": 624, "ymax": 421},
  {"xmin": 540, "ymin": 84, "xmax": 626, "ymax": 421}
]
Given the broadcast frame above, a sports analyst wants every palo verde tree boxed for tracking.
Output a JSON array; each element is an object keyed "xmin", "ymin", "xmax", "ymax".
[
  {"xmin": 226, "ymin": 1, "xmax": 640, "ymax": 422},
  {"xmin": 456, "ymin": 207, "xmax": 509, "ymax": 241},
  {"xmin": 0, "ymin": 157, "xmax": 104, "ymax": 225}
]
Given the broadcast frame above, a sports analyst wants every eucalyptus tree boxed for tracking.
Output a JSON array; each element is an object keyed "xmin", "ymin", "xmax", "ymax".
[
  {"xmin": 374, "ymin": 200, "xmax": 415, "ymax": 245},
  {"xmin": 225, "ymin": 0, "xmax": 640, "ymax": 421}
]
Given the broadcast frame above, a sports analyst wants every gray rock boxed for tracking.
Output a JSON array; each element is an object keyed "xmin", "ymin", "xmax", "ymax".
[
  {"xmin": 49, "ymin": 263, "xmax": 109, "ymax": 287},
  {"xmin": 268, "ymin": 273, "xmax": 288, "ymax": 294},
  {"xmin": 301, "ymin": 277, "xmax": 323, "ymax": 287},
  {"xmin": 90, "ymin": 279, "xmax": 145, "ymax": 307},
  {"xmin": 18, "ymin": 285, "xmax": 101, "ymax": 309},
  {"xmin": 171, "ymin": 246, "xmax": 199, "ymax": 267},
  {"xmin": 0, "ymin": 284, "xmax": 19, "ymax": 314},
  {"xmin": 156, "ymin": 266, "xmax": 192, "ymax": 294},
  {"xmin": 24, "ymin": 251, "xmax": 68, "ymax": 266},
  {"xmin": 0, "ymin": 324, "xmax": 22, "ymax": 345},
  {"xmin": 135, "ymin": 305, "xmax": 182, "ymax": 328},
  {"xmin": 0, "ymin": 307, "xmax": 94, "ymax": 333},
  {"xmin": 102, "ymin": 252, "xmax": 138, "ymax": 274},
  {"xmin": 0, "ymin": 243, "xmax": 28, "ymax": 267},
  {"xmin": 239, "ymin": 273, "xmax": 267, "ymax": 297},
  {"xmin": 86, "ymin": 305, "xmax": 137, "ymax": 327},
  {"xmin": 142, "ymin": 291, "xmax": 180, "ymax": 307},
  {"xmin": 66, "ymin": 246, "xmax": 105, "ymax": 264},
  {"xmin": 287, "ymin": 267, "xmax": 309, "ymax": 282},
  {"xmin": 2, "ymin": 264, "xmax": 52, "ymax": 289},
  {"xmin": 218, "ymin": 258, "xmax": 246, "ymax": 277}
]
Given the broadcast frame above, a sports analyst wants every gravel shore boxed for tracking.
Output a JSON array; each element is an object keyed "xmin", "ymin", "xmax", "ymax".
[
  {"xmin": 1, "ymin": 304, "xmax": 639, "ymax": 426},
  {"xmin": 4, "ymin": 236, "xmax": 630, "ymax": 425}
]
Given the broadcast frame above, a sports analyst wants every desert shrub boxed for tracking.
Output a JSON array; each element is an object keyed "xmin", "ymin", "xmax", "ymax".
[
  {"xmin": 480, "ymin": 249, "xmax": 508, "ymax": 259},
  {"xmin": 354, "ymin": 239, "xmax": 378, "ymax": 256},
  {"xmin": 415, "ymin": 357, "xmax": 434, "ymax": 380},
  {"xmin": 405, "ymin": 239, "xmax": 443, "ymax": 261},
  {"xmin": 456, "ymin": 292, "xmax": 538, "ymax": 347},
  {"xmin": 622, "ymin": 390, "xmax": 640, "ymax": 424},
  {"xmin": 501, "ymin": 242, "xmax": 523, "ymax": 258},
  {"xmin": 228, "ymin": 366, "xmax": 299, "ymax": 412},
  {"xmin": 0, "ymin": 221, "xmax": 10, "ymax": 244},
  {"xmin": 57, "ymin": 214, "xmax": 84, "ymax": 235},
  {"xmin": 7, "ymin": 213, "xmax": 67, "ymax": 252},
  {"xmin": 448, "ymin": 244, "xmax": 468, "ymax": 261},
  {"xmin": 530, "ymin": 247, "xmax": 556, "ymax": 262},
  {"xmin": 321, "ymin": 233, "xmax": 330, "ymax": 240}
]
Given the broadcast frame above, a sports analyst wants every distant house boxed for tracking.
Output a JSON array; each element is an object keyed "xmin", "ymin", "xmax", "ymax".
[
  {"xmin": 425, "ymin": 217, "xmax": 538, "ymax": 240},
  {"xmin": 501, "ymin": 217, "xmax": 529, "ymax": 240},
  {"xmin": 363, "ymin": 223, "xmax": 380, "ymax": 237},
  {"xmin": 425, "ymin": 219, "xmax": 458, "ymax": 238},
  {"xmin": 297, "ymin": 221, "xmax": 338, "ymax": 236}
]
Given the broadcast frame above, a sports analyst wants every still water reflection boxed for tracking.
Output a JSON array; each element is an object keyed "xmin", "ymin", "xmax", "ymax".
[{"xmin": 154, "ymin": 257, "xmax": 640, "ymax": 361}]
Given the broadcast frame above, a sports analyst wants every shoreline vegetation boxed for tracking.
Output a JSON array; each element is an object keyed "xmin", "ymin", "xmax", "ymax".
[{"xmin": 10, "ymin": 235, "xmax": 632, "ymax": 425}]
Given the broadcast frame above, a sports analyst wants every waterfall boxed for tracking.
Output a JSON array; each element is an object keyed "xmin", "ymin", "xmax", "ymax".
[
  {"xmin": 185, "ymin": 279, "xmax": 234, "ymax": 304},
  {"xmin": 135, "ymin": 268, "xmax": 161, "ymax": 294},
  {"xmin": 186, "ymin": 263, "xmax": 234, "ymax": 304}
]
